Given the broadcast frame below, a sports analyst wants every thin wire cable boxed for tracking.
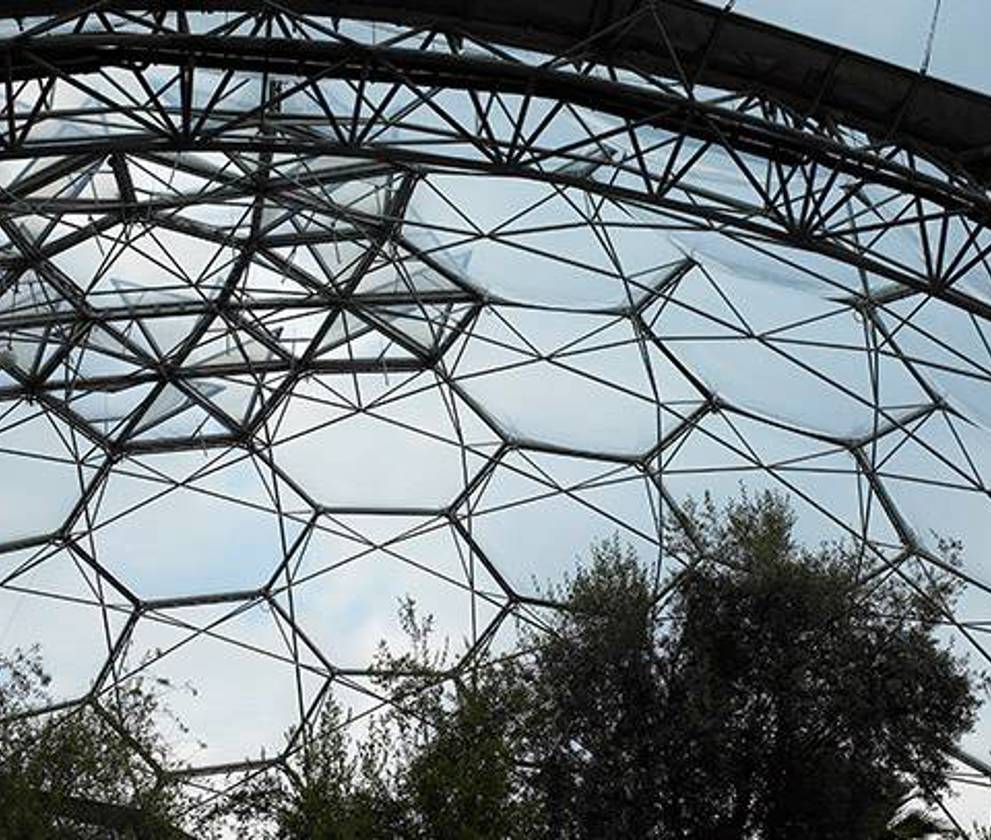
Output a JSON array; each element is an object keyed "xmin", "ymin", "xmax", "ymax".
[{"xmin": 920, "ymin": 0, "xmax": 942, "ymax": 75}]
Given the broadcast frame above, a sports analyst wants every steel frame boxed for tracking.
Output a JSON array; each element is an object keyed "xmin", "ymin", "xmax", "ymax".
[{"xmin": 0, "ymin": 1, "xmax": 990, "ymax": 828}]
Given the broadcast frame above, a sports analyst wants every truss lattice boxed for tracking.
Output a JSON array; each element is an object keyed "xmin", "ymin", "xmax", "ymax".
[{"xmin": 1, "ymin": 3, "xmax": 990, "ymax": 824}]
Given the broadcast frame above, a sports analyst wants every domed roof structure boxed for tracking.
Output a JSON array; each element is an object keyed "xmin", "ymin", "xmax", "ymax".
[{"xmin": 1, "ymin": 0, "xmax": 989, "ymax": 826}]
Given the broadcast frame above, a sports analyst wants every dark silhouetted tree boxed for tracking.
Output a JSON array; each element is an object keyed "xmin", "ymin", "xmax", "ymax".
[
  {"xmin": 211, "ymin": 490, "xmax": 987, "ymax": 839},
  {"xmin": 520, "ymin": 490, "xmax": 985, "ymax": 839},
  {"xmin": 0, "ymin": 645, "xmax": 198, "ymax": 839},
  {"xmin": 214, "ymin": 599, "xmax": 538, "ymax": 840},
  {"xmin": 519, "ymin": 536, "xmax": 665, "ymax": 838}
]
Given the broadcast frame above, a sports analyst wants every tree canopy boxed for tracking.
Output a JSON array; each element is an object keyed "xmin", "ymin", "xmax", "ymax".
[
  {"xmin": 0, "ymin": 646, "xmax": 196, "ymax": 839},
  {"xmin": 209, "ymin": 490, "xmax": 986, "ymax": 839},
  {"xmin": 636, "ymin": 491, "xmax": 981, "ymax": 838},
  {"xmin": 3, "ymin": 490, "xmax": 987, "ymax": 838}
]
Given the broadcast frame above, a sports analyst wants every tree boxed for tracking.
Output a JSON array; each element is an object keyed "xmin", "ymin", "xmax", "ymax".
[
  {"xmin": 0, "ymin": 646, "xmax": 198, "ymax": 839},
  {"xmin": 216, "ymin": 599, "xmax": 537, "ymax": 840},
  {"xmin": 656, "ymin": 491, "xmax": 983, "ymax": 839},
  {"xmin": 519, "ymin": 537, "xmax": 666, "ymax": 838},
  {"xmin": 520, "ymin": 490, "xmax": 985, "ymax": 839},
  {"xmin": 213, "ymin": 696, "xmax": 405, "ymax": 840},
  {"xmin": 374, "ymin": 600, "xmax": 538, "ymax": 840},
  {"xmin": 212, "ymin": 489, "xmax": 987, "ymax": 839}
]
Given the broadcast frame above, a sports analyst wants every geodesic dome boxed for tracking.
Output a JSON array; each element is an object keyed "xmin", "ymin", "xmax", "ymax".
[{"xmin": 1, "ymin": 0, "xmax": 990, "ymax": 824}]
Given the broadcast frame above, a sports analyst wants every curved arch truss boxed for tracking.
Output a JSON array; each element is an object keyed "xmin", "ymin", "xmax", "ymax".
[{"xmin": 1, "ymin": 1, "xmax": 990, "ymax": 818}]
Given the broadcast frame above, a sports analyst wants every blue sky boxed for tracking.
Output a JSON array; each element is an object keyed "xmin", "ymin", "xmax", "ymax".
[{"xmin": 703, "ymin": 0, "xmax": 991, "ymax": 93}]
